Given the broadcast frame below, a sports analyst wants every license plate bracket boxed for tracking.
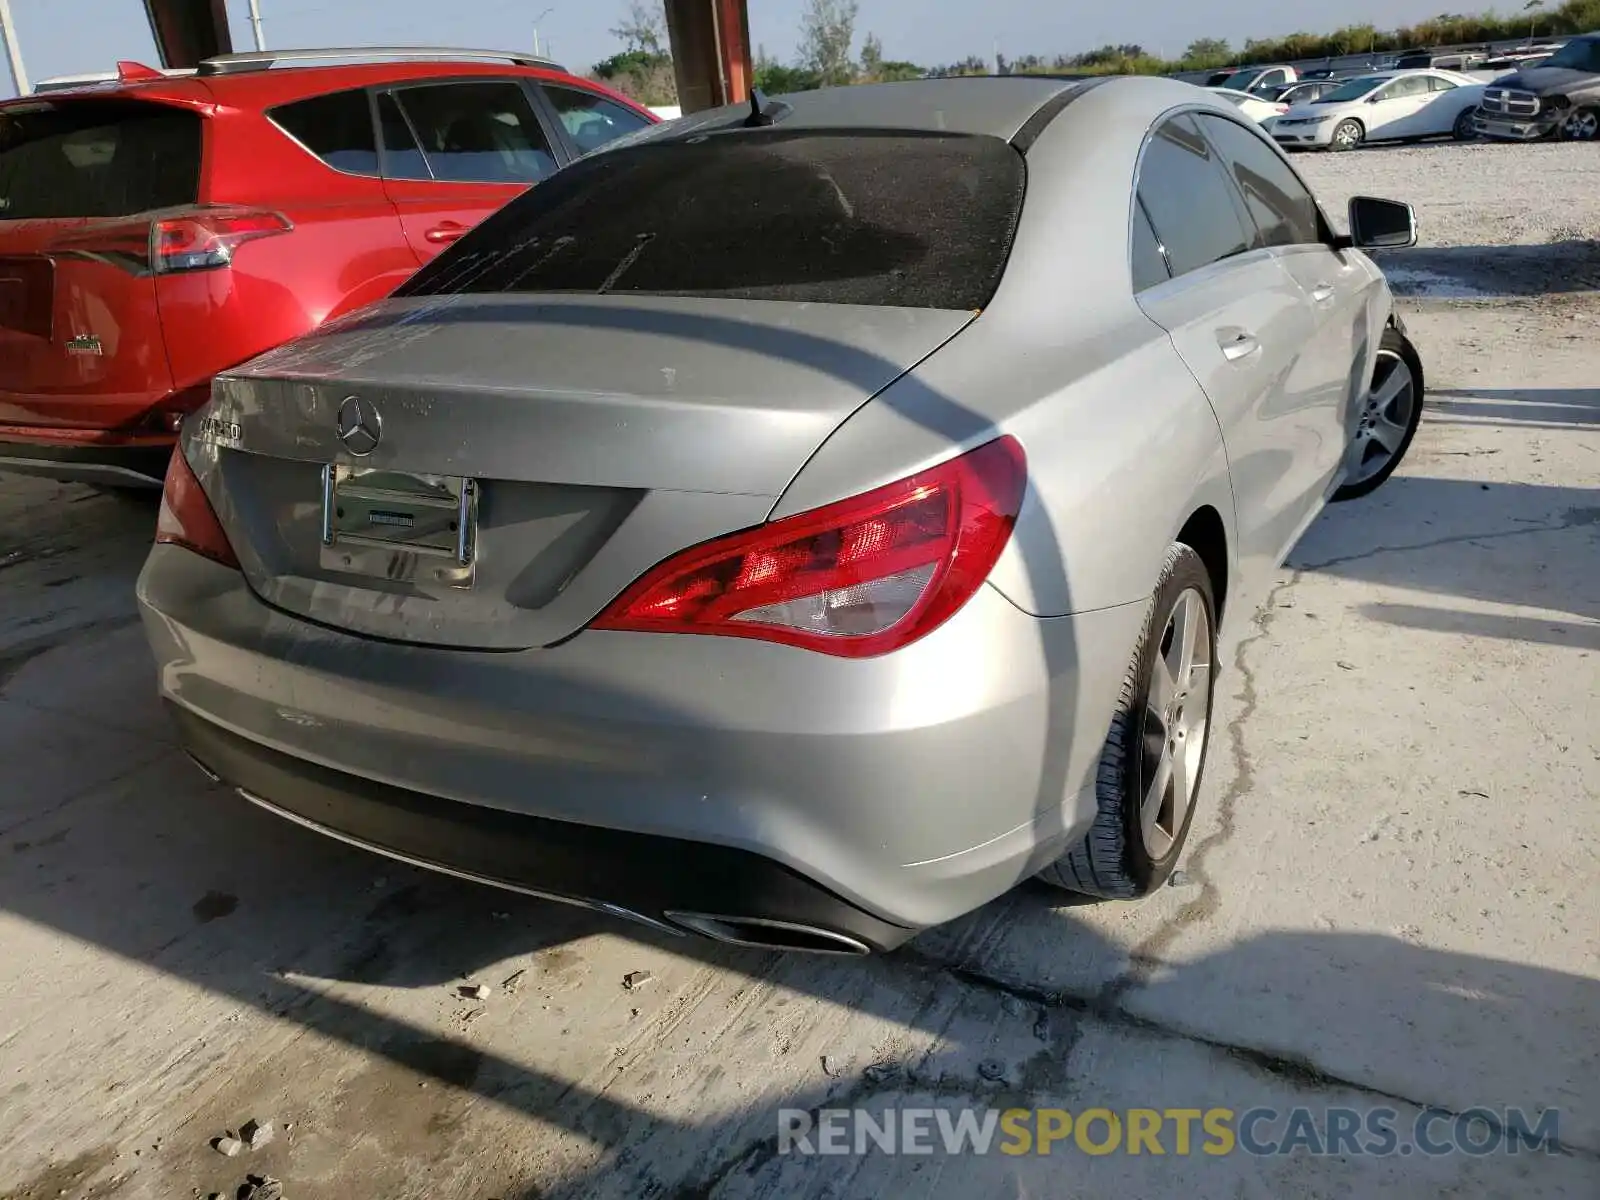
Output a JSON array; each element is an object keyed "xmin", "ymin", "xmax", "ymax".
[{"xmin": 319, "ymin": 464, "xmax": 478, "ymax": 589}]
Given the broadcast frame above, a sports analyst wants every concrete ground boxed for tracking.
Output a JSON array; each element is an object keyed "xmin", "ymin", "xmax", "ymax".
[{"xmin": 1, "ymin": 141, "xmax": 1596, "ymax": 1200}]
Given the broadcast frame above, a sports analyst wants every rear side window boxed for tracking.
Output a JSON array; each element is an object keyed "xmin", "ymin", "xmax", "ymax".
[
  {"xmin": 542, "ymin": 85, "xmax": 652, "ymax": 156},
  {"xmin": 1197, "ymin": 115, "xmax": 1321, "ymax": 248},
  {"xmin": 387, "ymin": 82, "xmax": 557, "ymax": 184},
  {"xmin": 1131, "ymin": 198, "xmax": 1170, "ymax": 292},
  {"xmin": 397, "ymin": 130, "xmax": 1027, "ymax": 310},
  {"xmin": 269, "ymin": 89, "xmax": 378, "ymax": 175},
  {"xmin": 1136, "ymin": 115, "xmax": 1253, "ymax": 278},
  {"xmin": 0, "ymin": 101, "xmax": 200, "ymax": 219}
]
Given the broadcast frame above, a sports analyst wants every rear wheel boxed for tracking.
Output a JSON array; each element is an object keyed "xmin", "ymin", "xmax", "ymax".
[
  {"xmin": 1331, "ymin": 328, "xmax": 1424, "ymax": 502},
  {"xmin": 1559, "ymin": 106, "xmax": 1600, "ymax": 141},
  {"xmin": 1452, "ymin": 109, "xmax": 1480, "ymax": 140},
  {"xmin": 1330, "ymin": 118, "xmax": 1365, "ymax": 151},
  {"xmin": 1038, "ymin": 544, "xmax": 1217, "ymax": 900}
]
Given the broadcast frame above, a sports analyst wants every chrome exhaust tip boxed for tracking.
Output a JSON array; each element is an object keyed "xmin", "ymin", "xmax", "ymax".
[{"xmin": 665, "ymin": 912, "xmax": 872, "ymax": 955}]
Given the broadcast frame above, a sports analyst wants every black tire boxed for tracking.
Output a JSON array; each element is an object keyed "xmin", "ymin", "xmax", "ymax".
[
  {"xmin": 1331, "ymin": 327, "xmax": 1425, "ymax": 503},
  {"xmin": 1330, "ymin": 118, "xmax": 1365, "ymax": 151},
  {"xmin": 1038, "ymin": 543, "xmax": 1218, "ymax": 900},
  {"xmin": 1453, "ymin": 109, "xmax": 1480, "ymax": 141}
]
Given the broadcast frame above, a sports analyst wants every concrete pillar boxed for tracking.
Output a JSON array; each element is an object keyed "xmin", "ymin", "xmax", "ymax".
[
  {"xmin": 142, "ymin": 0, "xmax": 233, "ymax": 69},
  {"xmin": 664, "ymin": 0, "xmax": 751, "ymax": 114}
]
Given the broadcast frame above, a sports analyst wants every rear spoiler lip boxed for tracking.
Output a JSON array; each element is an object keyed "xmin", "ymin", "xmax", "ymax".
[{"xmin": 0, "ymin": 80, "xmax": 219, "ymax": 115}]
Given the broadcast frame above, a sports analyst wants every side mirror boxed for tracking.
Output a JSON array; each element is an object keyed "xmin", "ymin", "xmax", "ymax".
[{"xmin": 1346, "ymin": 196, "xmax": 1418, "ymax": 250}]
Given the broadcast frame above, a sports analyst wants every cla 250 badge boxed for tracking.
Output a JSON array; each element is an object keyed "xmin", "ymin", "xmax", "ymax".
[{"xmin": 198, "ymin": 416, "xmax": 243, "ymax": 445}]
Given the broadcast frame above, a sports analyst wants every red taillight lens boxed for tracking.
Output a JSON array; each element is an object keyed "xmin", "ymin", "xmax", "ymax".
[
  {"xmin": 152, "ymin": 209, "xmax": 293, "ymax": 274},
  {"xmin": 155, "ymin": 447, "xmax": 240, "ymax": 569},
  {"xmin": 591, "ymin": 436, "xmax": 1027, "ymax": 658}
]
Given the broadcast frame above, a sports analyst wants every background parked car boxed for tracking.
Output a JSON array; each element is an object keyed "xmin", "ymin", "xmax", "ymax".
[
  {"xmin": 1212, "ymin": 64, "xmax": 1300, "ymax": 94},
  {"xmin": 1205, "ymin": 86, "xmax": 1290, "ymax": 126},
  {"xmin": 1266, "ymin": 79, "xmax": 1345, "ymax": 106},
  {"xmin": 1270, "ymin": 69, "xmax": 1486, "ymax": 150},
  {"xmin": 1476, "ymin": 33, "xmax": 1600, "ymax": 141},
  {"xmin": 0, "ymin": 47, "xmax": 656, "ymax": 491}
]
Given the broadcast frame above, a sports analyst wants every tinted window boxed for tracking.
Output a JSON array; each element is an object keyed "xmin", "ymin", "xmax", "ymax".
[
  {"xmin": 0, "ymin": 101, "xmax": 200, "ymax": 219},
  {"xmin": 1198, "ymin": 115, "xmax": 1321, "ymax": 248},
  {"xmin": 1381, "ymin": 76, "xmax": 1432, "ymax": 100},
  {"xmin": 376, "ymin": 92, "xmax": 430, "ymax": 180},
  {"xmin": 1136, "ymin": 115, "xmax": 1253, "ymax": 278},
  {"xmin": 269, "ymin": 89, "xmax": 378, "ymax": 175},
  {"xmin": 542, "ymin": 85, "xmax": 652, "ymax": 156},
  {"xmin": 1322, "ymin": 76, "xmax": 1386, "ymax": 102},
  {"xmin": 1543, "ymin": 37, "xmax": 1600, "ymax": 72},
  {"xmin": 391, "ymin": 82, "xmax": 557, "ymax": 184},
  {"xmin": 1429, "ymin": 75, "xmax": 1459, "ymax": 91},
  {"xmin": 398, "ymin": 131, "xmax": 1026, "ymax": 310},
  {"xmin": 1131, "ymin": 198, "xmax": 1169, "ymax": 292}
]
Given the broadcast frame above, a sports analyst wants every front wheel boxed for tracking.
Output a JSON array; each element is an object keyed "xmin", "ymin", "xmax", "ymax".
[
  {"xmin": 1558, "ymin": 106, "xmax": 1600, "ymax": 141},
  {"xmin": 1331, "ymin": 328, "xmax": 1425, "ymax": 503},
  {"xmin": 1330, "ymin": 118, "xmax": 1365, "ymax": 151},
  {"xmin": 1453, "ymin": 109, "xmax": 1480, "ymax": 141},
  {"xmin": 1038, "ymin": 544, "xmax": 1218, "ymax": 900}
]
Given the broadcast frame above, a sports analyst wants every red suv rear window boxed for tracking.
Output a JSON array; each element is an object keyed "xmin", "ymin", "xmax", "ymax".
[{"xmin": 0, "ymin": 100, "xmax": 201, "ymax": 220}]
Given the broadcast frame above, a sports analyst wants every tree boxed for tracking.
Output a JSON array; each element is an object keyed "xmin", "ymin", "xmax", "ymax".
[
  {"xmin": 610, "ymin": 1, "xmax": 667, "ymax": 56},
  {"xmin": 1184, "ymin": 37, "xmax": 1231, "ymax": 65},
  {"xmin": 860, "ymin": 32, "xmax": 884, "ymax": 80},
  {"xmin": 799, "ymin": 0, "xmax": 859, "ymax": 87}
]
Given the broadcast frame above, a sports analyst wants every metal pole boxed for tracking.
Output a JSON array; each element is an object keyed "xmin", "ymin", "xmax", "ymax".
[
  {"xmin": 247, "ymin": 0, "xmax": 266, "ymax": 52},
  {"xmin": 0, "ymin": 0, "xmax": 29, "ymax": 96}
]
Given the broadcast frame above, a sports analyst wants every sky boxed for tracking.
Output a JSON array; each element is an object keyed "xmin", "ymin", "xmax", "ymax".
[{"xmin": 2, "ymin": 0, "xmax": 1482, "ymax": 98}]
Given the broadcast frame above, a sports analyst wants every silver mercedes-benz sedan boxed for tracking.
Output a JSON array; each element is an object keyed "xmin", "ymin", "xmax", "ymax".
[{"xmin": 139, "ymin": 75, "xmax": 1425, "ymax": 954}]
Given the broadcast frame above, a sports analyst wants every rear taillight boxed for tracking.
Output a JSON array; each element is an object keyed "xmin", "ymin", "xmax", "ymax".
[
  {"xmin": 155, "ymin": 447, "xmax": 240, "ymax": 569},
  {"xmin": 48, "ymin": 208, "xmax": 293, "ymax": 276},
  {"xmin": 152, "ymin": 209, "xmax": 293, "ymax": 274},
  {"xmin": 591, "ymin": 436, "xmax": 1027, "ymax": 658}
]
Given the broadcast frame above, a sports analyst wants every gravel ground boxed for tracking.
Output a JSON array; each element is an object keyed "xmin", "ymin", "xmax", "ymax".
[
  {"xmin": 0, "ymin": 139, "xmax": 1596, "ymax": 1200},
  {"xmin": 1295, "ymin": 141, "xmax": 1600, "ymax": 247},
  {"xmin": 1296, "ymin": 141, "xmax": 1600, "ymax": 301}
]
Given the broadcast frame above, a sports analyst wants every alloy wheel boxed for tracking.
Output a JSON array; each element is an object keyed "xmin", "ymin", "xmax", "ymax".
[
  {"xmin": 1333, "ymin": 120, "xmax": 1363, "ymax": 150},
  {"xmin": 1560, "ymin": 107, "xmax": 1599, "ymax": 141},
  {"xmin": 1346, "ymin": 348, "xmax": 1416, "ymax": 486},
  {"xmin": 1139, "ymin": 588, "xmax": 1212, "ymax": 860}
]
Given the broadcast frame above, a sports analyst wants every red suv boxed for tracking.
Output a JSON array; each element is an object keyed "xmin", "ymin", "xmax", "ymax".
[{"xmin": 0, "ymin": 47, "xmax": 657, "ymax": 489}]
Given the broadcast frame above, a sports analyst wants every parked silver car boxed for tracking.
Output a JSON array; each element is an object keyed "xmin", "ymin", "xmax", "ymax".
[{"xmin": 139, "ymin": 76, "xmax": 1425, "ymax": 954}]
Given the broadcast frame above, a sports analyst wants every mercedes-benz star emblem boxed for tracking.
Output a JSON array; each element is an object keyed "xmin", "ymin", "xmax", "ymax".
[{"xmin": 336, "ymin": 395, "xmax": 382, "ymax": 456}]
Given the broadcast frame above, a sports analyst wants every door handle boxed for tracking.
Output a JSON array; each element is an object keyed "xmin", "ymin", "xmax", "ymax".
[
  {"xmin": 1311, "ymin": 282, "xmax": 1337, "ymax": 305},
  {"xmin": 424, "ymin": 221, "xmax": 469, "ymax": 244},
  {"xmin": 1218, "ymin": 330, "xmax": 1261, "ymax": 362}
]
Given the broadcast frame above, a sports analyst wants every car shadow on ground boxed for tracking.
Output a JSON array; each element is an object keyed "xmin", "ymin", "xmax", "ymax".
[{"xmin": 1372, "ymin": 242, "xmax": 1600, "ymax": 299}]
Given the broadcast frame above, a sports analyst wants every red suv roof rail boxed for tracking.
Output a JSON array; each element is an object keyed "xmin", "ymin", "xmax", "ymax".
[{"xmin": 196, "ymin": 46, "xmax": 564, "ymax": 76}]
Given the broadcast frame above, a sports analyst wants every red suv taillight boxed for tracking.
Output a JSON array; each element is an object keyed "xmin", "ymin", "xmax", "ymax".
[
  {"xmin": 48, "ymin": 208, "xmax": 293, "ymax": 276},
  {"xmin": 591, "ymin": 436, "xmax": 1027, "ymax": 658},
  {"xmin": 152, "ymin": 209, "xmax": 293, "ymax": 274},
  {"xmin": 155, "ymin": 447, "xmax": 240, "ymax": 569}
]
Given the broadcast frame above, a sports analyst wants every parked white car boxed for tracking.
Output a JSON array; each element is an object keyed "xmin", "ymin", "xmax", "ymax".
[
  {"xmin": 1205, "ymin": 87, "xmax": 1289, "ymax": 127},
  {"xmin": 1270, "ymin": 69, "xmax": 1487, "ymax": 150}
]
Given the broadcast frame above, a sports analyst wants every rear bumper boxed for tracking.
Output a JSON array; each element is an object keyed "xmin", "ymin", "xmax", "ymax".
[
  {"xmin": 0, "ymin": 434, "xmax": 172, "ymax": 488},
  {"xmin": 138, "ymin": 544, "xmax": 1146, "ymax": 937},
  {"xmin": 171, "ymin": 701, "xmax": 915, "ymax": 953}
]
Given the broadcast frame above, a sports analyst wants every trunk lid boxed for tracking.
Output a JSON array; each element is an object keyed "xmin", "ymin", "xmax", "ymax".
[
  {"xmin": 0, "ymin": 96, "xmax": 203, "ymax": 431},
  {"xmin": 196, "ymin": 292, "xmax": 975, "ymax": 649}
]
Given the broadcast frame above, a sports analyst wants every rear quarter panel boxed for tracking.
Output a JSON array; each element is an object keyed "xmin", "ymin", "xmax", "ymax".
[{"xmin": 158, "ymin": 105, "xmax": 416, "ymax": 395}]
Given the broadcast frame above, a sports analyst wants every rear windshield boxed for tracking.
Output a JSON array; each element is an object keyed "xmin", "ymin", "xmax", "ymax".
[
  {"xmin": 396, "ymin": 129, "xmax": 1027, "ymax": 311},
  {"xmin": 0, "ymin": 101, "xmax": 201, "ymax": 220}
]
